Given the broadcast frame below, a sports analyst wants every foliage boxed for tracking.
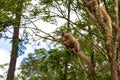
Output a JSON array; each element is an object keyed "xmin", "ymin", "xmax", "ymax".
[
  {"xmin": 18, "ymin": 48, "xmax": 87, "ymax": 80},
  {"xmin": 17, "ymin": 47, "xmax": 112, "ymax": 80},
  {"xmin": 0, "ymin": 63, "xmax": 8, "ymax": 79}
]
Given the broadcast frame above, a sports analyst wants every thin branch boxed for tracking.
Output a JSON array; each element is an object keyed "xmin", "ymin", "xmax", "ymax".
[
  {"xmin": 77, "ymin": 0, "xmax": 83, "ymax": 4},
  {"xmin": 52, "ymin": 1, "xmax": 66, "ymax": 18},
  {"xmin": 20, "ymin": 26, "xmax": 60, "ymax": 43},
  {"xmin": 67, "ymin": 0, "xmax": 71, "ymax": 27},
  {"xmin": 21, "ymin": 14, "xmax": 57, "ymax": 40},
  {"xmin": 103, "ymin": 0, "xmax": 108, "ymax": 12}
]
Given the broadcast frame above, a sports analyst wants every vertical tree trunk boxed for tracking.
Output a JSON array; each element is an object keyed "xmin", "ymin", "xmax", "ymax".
[
  {"xmin": 6, "ymin": 19, "xmax": 20, "ymax": 80},
  {"xmin": 110, "ymin": 0, "xmax": 119, "ymax": 80},
  {"xmin": 109, "ymin": 59, "xmax": 119, "ymax": 80},
  {"xmin": 6, "ymin": 27, "xmax": 19, "ymax": 80},
  {"xmin": 6, "ymin": 1, "xmax": 23, "ymax": 80},
  {"xmin": 106, "ymin": 44, "xmax": 119, "ymax": 80}
]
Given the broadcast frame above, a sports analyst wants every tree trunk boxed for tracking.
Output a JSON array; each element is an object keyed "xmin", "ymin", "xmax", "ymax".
[
  {"xmin": 106, "ymin": 44, "xmax": 119, "ymax": 80},
  {"xmin": 6, "ymin": 1, "xmax": 23, "ymax": 79},
  {"xmin": 109, "ymin": 59, "xmax": 119, "ymax": 80},
  {"xmin": 110, "ymin": 0, "xmax": 119, "ymax": 79},
  {"xmin": 6, "ymin": 57, "xmax": 17, "ymax": 80},
  {"xmin": 6, "ymin": 23, "xmax": 20, "ymax": 80},
  {"xmin": 6, "ymin": 22, "xmax": 20, "ymax": 80}
]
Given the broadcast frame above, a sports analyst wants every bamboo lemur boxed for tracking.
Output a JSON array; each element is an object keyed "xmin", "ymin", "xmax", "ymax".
[{"xmin": 61, "ymin": 31, "xmax": 80, "ymax": 53}]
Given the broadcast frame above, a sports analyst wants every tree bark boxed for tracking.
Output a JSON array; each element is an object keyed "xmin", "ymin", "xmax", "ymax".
[{"xmin": 6, "ymin": 56, "xmax": 17, "ymax": 80}]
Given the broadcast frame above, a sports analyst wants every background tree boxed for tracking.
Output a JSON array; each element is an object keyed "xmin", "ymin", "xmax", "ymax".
[
  {"xmin": 0, "ymin": 0, "xmax": 31, "ymax": 80},
  {"xmin": 6, "ymin": 0, "xmax": 25, "ymax": 79}
]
